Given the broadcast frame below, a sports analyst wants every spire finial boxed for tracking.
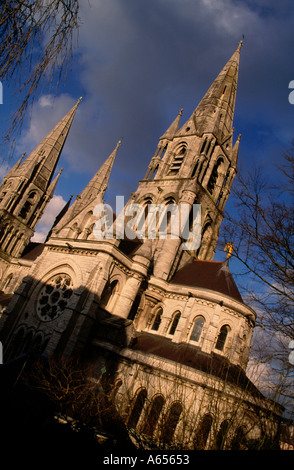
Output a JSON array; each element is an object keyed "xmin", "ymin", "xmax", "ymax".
[{"xmin": 239, "ymin": 35, "xmax": 244, "ymax": 48}]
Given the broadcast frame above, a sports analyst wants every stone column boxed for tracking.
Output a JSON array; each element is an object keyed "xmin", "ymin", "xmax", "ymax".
[
  {"xmin": 153, "ymin": 189, "xmax": 197, "ymax": 280},
  {"xmin": 115, "ymin": 240, "xmax": 152, "ymax": 319}
]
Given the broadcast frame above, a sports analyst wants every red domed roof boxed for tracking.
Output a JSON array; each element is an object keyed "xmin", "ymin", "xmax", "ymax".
[{"xmin": 171, "ymin": 259, "xmax": 243, "ymax": 303}]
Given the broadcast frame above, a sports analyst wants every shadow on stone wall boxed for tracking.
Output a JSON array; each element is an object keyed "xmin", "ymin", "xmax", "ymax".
[{"xmin": 0, "ymin": 275, "xmax": 136, "ymax": 464}]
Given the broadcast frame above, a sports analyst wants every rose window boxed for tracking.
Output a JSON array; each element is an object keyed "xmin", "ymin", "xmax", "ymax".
[{"xmin": 37, "ymin": 274, "xmax": 73, "ymax": 321}]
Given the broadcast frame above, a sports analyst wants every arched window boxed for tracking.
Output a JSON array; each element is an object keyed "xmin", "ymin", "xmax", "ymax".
[
  {"xmin": 69, "ymin": 222, "xmax": 80, "ymax": 239},
  {"xmin": 160, "ymin": 144, "xmax": 168, "ymax": 159},
  {"xmin": 186, "ymin": 197, "xmax": 198, "ymax": 233},
  {"xmin": 4, "ymin": 273, "xmax": 13, "ymax": 291},
  {"xmin": 0, "ymin": 191, "xmax": 6, "ymax": 204},
  {"xmin": 161, "ymin": 402, "xmax": 182, "ymax": 444},
  {"xmin": 41, "ymin": 336, "xmax": 50, "ymax": 355},
  {"xmin": 6, "ymin": 328, "xmax": 45, "ymax": 360},
  {"xmin": 19, "ymin": 201, "xmax": 32, "ymax": 219},
  {"xmin": 231, "ymin": 426, "xmax": 247, "ymax": 450},
  {"xmin": 84, "ymin": 223, "xmax": 94, "ymax": 240},
  {"xmin": 0, "ymin": 223, "xmax": 9, "ymax": 242},
  {"xmin": 143, "ymin": 395, "xmax": 165, "ymax": 437},
  {"xmin": 100, "ymin": 280, "xmax": 119, "ymax": 311},
  {"xmin": 19, "ymin": 191, "xmax": 37, "ymax": 219},
  {"xmin": 216, "ymin": 169, "xmax": 230, "ymax": 207},
  {"xmin": 215, "ymin": 419, "xmax": 231, "ymax": 450},
  {"xmin": 197, "ymin": 220, "xmax": 213, "ymax": 258},
  {"xmin": 31, "ymin": 334, "xmax": 43, "ymax": 356},
  {"xmin": 151, "ymin": 165, "xmax": 159, "ymax": 180},
  {"xmin": 207, "ymin": 158, "xmax": 224, "ymax": 194},
  {"xmin": 202, "ymin": 219, "xmax": 212, "ymax": 239},
  {"xmin": 6, "ymin": 327, "xmax": 25, "ymax": 360},
  {"xmin": 200, "ymin": 138, "xmax": 207, "ymax": 154},
  {"xmin": 168, "ymin": 311, "xmax": 181, "ymax": 335},
  {"xmin": 190, "ymin": 316, "xmax": 205, "ymax": 342},
  {"xmin": 193, "ymin": 414, "xmax": 213, "ymax": 450},
  {"xmin": 80, "ymin": 211, "xmax": 93, "ymax": 237},
  {"xmin": 127, "ymin": 388, "xmax": 147, "ymax": 429},
  {"xmin": 215, "ymin": 325, "xmax": 230, "ymax": 351},
  {"xmin": 151, "ymin": 308, "xmax": 163, "ymax": 331},
  {"xmin": 28, "ymin": 191, "xmax": 37, "ymax": 201},
  {"xmin": 22, "ymin": 330, "xmax": 34, "ymax": 354},
  {"xmin": 110, "ymin": 379, "xmax": 123, "ymax": 402},
  {"xmin": 158, "ymin": 198, "xmax": 176, "ymax": 236},
  {"xmin": 191, "ymin": 160, "xmax": 200, "ymax": 177},
  {"xmin": 169, "ymin": 144, "xmax": 187, "ymax": 175},
  {"xmin": 135, "ymin": 197, "xmax": 153, "ymax": 236}
]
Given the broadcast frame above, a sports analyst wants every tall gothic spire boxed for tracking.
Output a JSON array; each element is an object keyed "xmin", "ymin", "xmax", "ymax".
[
  {"xmin": 13, "ymin": 97, "xmax": 82, "ymax": 190},
  {"xmin": 0, "ymin": 98, "xmax": 81, "ymax": 258},
  {"xmin": 178, "ymin": 41, "xmax": 242, "ymax": 141}
]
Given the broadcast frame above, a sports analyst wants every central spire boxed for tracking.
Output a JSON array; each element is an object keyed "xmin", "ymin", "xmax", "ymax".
[{"xmin": 178, "ymin": 41, "xmax": 242, "ymax": 141}]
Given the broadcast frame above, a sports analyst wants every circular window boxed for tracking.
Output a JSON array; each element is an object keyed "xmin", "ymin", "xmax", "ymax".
[{"xmin": 37, "ymin": 274, "xmax": 73, "ymax": 322}]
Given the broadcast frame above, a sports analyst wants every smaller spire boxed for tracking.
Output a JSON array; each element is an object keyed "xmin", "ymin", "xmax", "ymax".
[
  {"xmin": 160, "ymin": 109, "xmax": 183, "ymax": 140},
  {"xmin": 231, "ymin": 133, "xmax": 241, "ymax": 167},
  {"xmin": 46, "ymin": 167, "xmax": 63, "ymax": 198},
  {"xmin": 98, "ymin": 139, "xmax": 121, "ymax": 193},
  {"xmin": 53, "ymin": 141, "xmax": 121, "ymax": 231}
]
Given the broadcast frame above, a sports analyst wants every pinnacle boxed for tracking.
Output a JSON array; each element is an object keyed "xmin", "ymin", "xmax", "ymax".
[{"xmin": 160, "ymin": 109, "xmax": 183, "ymax": 140}]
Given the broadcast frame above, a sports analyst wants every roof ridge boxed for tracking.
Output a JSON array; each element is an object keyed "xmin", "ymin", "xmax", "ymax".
[{"xmin": 193, "ymin": 259, "xmax": 223, "ymax": 264}]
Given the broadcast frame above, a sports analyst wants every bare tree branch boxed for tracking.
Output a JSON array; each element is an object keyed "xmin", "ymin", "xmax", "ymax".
[
  {"xmin": 0, "ymin": 0, "xmax": 81, "ymax": 162},
  {"xmin": 220, "ymin": 152, "xmax": 294, "ymax": 339}
]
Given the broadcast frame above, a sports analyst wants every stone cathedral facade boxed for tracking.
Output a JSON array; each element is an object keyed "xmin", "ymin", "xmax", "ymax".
[{"xmin": 0, "ymin": 43, "xmax": 284, "ymax": 449}]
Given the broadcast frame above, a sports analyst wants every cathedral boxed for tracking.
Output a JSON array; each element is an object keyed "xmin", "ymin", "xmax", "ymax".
[{"xmin": 0, "ymin": 42, "xmax": 285, "ymax": 449}]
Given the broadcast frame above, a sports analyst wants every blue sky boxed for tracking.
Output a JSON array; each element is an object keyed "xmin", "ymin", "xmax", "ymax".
[{"xmin": 1, "ymin": 0, "xmax": 294, "ymax": 248}]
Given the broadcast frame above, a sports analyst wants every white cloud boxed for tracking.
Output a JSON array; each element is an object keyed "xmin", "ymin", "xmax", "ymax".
[
  {"xmin": 31, "ymin": 194, "xmax": 67, "ymax": 243},
  {"xmin": 17, "ymin": 93, "xmax": 78, "ymax": 156},
  {"xmin": 39, "ymin": 95, "xmax": 54, "ymax": 108}
]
